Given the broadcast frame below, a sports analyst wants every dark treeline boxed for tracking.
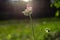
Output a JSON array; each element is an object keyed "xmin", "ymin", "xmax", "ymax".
[
  {"xmin": 32, "ymin": 0, "xmax": 60, "ymax": 18},
  {"xmin": 0, "ymin": 0, "xmax": 60, "ymax": 20}
]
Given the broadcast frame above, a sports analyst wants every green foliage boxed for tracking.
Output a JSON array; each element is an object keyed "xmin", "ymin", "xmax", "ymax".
[
  {"xmin": 55, "ymin": 10, "xmax": 59, "ymax": 17},
  {"xmin": 44, "ymin": 30, "xmax": 60, "ymax": 40},
  {"xmin": 0, "ymin": 18, "xmax": 60, "ymax": 40},
  {"xmin": 50, "ymin": 0, "xmax": 60, "ymax": 8},
  {"xmin": 54, "ymin": 1, "xmax": 60, "ymax": 8},
  {"xmin": 50, "ymin": 0, "xmax": 60, "ymax": 17}
]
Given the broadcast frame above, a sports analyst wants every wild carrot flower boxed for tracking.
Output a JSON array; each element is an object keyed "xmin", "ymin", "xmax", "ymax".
[
  {"xmin": 22, "ymin": 2, "xmax": 35, "ymax": 40},
  {"xmin": 22, "ymin": 3, "xmax": 32, "ymax": 16}
]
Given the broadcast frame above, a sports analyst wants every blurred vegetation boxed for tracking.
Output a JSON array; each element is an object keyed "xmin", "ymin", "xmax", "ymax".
[
  {"xmin": 50, "ymin": 0, "xmax": 60, "ymax": 17},
  {"xmin": 54, "ymin": 0, "xmax": 60, "ymax": 8},
  {"xmin": 0, "ymin": 18, "xmax": 60, "ymax": 40},
  {"xmin": 55, "ymin": 10, "xmax": 59, "ymax": 17},
  {"xmin": 50, "ymin": 0, "xmax": 60, "ymax": 8}
]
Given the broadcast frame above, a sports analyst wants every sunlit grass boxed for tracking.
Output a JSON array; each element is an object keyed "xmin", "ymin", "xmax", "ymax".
[{"xmin": 0, "ymin": 18, "xmax": 60, "ymax": 40}]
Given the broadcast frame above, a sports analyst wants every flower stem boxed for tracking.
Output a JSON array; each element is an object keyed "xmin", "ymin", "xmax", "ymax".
[{"xmin": 29, "ymin": 14, "xmax": 35, "ymax": 40}]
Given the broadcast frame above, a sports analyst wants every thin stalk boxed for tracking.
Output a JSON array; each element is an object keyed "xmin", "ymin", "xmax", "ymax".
[{"xmin": 29, "ymin": 14, "xmax": 35, "ymax": 40}]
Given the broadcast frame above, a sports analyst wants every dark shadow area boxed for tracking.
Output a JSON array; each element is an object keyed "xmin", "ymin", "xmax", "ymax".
[{"xmin": 0, "ymin": 0, "xmax": 60, "ymax": 20}]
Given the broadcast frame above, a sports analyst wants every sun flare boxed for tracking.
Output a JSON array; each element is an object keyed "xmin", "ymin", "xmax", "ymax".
[{"xmin": 22, "ymin": 0, "xmax": 32, "ymax": 2}]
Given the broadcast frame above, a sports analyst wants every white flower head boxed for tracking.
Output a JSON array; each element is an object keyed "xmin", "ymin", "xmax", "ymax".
[
  {"xmin": 22, "ymin": 3, "xmax": 32, "ymax": 16},
  {"xmin": 22, "ymin": 8, "xmax": 32, "ymax": 16}
]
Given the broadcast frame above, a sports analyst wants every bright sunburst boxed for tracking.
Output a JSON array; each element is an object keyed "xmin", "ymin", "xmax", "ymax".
[{"xmin": 22, "ymin": 0, "xmax": 32, "ymax": 2}]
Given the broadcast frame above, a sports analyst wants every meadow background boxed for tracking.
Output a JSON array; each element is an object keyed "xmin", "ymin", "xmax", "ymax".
[
  {"xmin": 0, "ymin": 0, "xmax": 60, "ymax": 40},
  {"xmin": 0, "ymin": 18, "xmax": 60, "ymax": 40}
]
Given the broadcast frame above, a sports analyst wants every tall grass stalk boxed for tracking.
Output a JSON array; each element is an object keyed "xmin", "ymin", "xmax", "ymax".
[{"xmin": 29, "ymin": 14, "xmax": 35, "ymax": 40}]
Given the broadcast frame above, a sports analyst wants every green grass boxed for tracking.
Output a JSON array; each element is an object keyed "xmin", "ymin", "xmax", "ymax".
[{"xmin": 0, "ymin": 18, "xmax": 60, "ymax": 40}]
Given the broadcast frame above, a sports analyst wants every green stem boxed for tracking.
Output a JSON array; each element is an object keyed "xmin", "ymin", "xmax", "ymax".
[{"xmin": 29, "ymin": 14, "xmax": 35, "ymax": 40}]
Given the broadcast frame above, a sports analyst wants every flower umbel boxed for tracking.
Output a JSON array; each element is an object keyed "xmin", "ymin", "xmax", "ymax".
[
  {"xmin": 22, "ymin": 3, "xmax": 32, "ymax": 16},
  {"xmin": 22, "ymin": 3, "xmax": 35, "ymax": 40},
  {"xmin": 22, "ymin": 8, "xmax": 32, "ymax": 16}
]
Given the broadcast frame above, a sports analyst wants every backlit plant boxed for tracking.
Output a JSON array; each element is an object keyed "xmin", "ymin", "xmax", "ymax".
[{"xmin": 22, "ymin": 1, "xmax": 35, "ymax": 40}]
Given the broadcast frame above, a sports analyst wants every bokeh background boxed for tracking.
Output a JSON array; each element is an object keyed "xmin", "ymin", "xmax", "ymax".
[
  {"xmin": 0, "ymin": 0, "xmax": 60, "ymax": 20},
  {"xmin": 0, "ymin": 0, "xmax": 60, "ymax": 40}
]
